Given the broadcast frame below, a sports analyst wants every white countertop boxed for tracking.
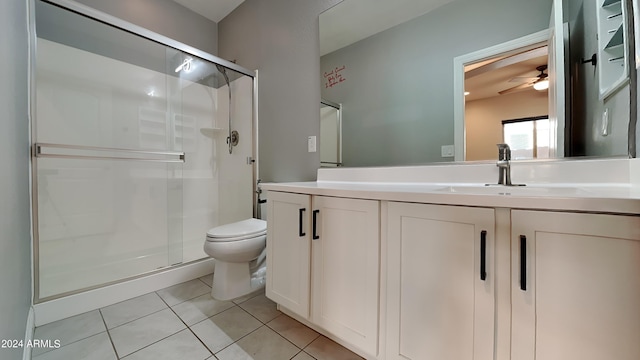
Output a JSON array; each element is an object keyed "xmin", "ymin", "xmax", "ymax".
[
  {"xmin": 262, "ymin": 158, "xmax": 640, "ymax": 214},
  {"xmin": 261, "ymin": 181, "xmax": 640, "ymax": 215}
]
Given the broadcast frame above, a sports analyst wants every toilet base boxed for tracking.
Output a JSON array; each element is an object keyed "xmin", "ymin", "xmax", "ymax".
[{"xmin": 211, "ymin": 259, "xmax": 266, "ymax": 301}]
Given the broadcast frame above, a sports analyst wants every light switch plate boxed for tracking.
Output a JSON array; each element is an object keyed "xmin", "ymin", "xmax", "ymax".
[
  {"xmin": 601, "ymin": 108, "xmax": 609, "ymax": 136},
  {"xmin": 441, "ymin": 145, "xmax": 455, "ymax": 157},
  {"xmin": 308, "ymin": 136, "xmax": 317, "ymax": 152}
]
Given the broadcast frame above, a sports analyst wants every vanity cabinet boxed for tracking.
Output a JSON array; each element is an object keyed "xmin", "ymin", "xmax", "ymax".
[
  {"xmin": 386, "ymin": 202, "xmax": 496, "ymax": 360},
  {"xmin": 511, "ymin": 210, "xmax": 640, "ymax": 360},
  {"xmin": 265, "ymin": 191, "xmax": 311, "ymax": 318},
  {"xmin": 266, "ymin": 186, "xmax": 640, "ymax": 360},
  {"xmin": 266, "ymin": 191, "xmax": 380, "ymax": 357}
]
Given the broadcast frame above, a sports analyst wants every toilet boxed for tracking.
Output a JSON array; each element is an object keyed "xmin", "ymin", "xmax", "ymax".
[{"xmin": 203, "ymin": 218, "xmax": 267, "ymax": 301}]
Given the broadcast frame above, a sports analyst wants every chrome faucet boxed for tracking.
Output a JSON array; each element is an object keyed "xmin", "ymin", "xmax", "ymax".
[
  {"xmin": 496, "ymin": 143, "xmax": 512, "ymax": 185},
  {"xmin": 493, "ymin": 144, "xmax": 525, "ymax": 187}
]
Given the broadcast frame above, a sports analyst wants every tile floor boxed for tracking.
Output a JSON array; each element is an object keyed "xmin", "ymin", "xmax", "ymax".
[{"xmin": 32, "ymin": 274, "xmax": 364, "ymax": 360}]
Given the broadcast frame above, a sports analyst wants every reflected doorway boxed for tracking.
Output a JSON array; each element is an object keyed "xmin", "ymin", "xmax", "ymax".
[
  {"xmin": 464, "ymin": 45, "xmax": 550, "ymax": 161},
  {"xmin": 320, "ymin": 99, "xmax": 343, "ymax": 167}
]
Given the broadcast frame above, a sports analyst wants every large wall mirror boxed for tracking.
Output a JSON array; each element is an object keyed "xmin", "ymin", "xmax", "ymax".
[{"xmin": 320, "ymin": 0, "xmax": 637, "ymax": 167}]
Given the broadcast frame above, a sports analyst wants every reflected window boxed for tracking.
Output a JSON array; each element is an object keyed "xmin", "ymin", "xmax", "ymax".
[{"xmin": 502, "ymin": 116, "xmax": 550, "ymax": 160}]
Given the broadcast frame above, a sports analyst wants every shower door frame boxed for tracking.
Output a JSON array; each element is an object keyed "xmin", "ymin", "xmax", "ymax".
[{"xmin": 28, "ymin": 0, "xmax": 258, "ymax": 303}]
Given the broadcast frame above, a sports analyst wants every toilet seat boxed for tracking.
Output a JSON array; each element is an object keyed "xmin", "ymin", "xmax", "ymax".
[{"xmin": 206, "ymin": 218, "xmax": 267, "ymax": 242}]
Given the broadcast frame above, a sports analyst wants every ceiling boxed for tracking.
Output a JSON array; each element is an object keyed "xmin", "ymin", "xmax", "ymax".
[
  {"xmin": 464, "ymin": 49, "xmax": 548, "ymax": 102},
  {"xmin": 172, "ymin": 0, "xmax": 245, "ymax": 23},
  {"xmin": 320, "ymin": 0, "xmax": 454, "ymax": 56}
]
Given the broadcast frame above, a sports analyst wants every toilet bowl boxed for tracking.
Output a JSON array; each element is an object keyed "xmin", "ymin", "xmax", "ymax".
[{"xmin": 203, "ymin": 218, "xmax": 267, "ymax": 301}]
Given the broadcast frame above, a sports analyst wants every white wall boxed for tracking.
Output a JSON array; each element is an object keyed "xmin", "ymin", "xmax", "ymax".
[
  {"xmin": 218, "ymin": 0, "xmax": 343, "ymax": 182},
  {"xmin": 466, "ymin": 91, "xmax": 549, "ymax": 161},
  {"xmin": 0, "ymin": 0, "xmax": 32, "ymax": 359},
  {"xmin": 74, "ymin": 0, "xmax": 218, "ymax": 55}
]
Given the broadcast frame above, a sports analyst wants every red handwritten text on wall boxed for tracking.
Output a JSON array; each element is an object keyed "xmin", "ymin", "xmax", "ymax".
[{"xmin": 324, "ymin": 65, "xmax": 346, "ymax": 88}]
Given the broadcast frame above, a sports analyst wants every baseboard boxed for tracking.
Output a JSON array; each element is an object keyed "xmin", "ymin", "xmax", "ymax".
[
  {"xmin": 22, "ymin": 306, "xmax": 35, "ymax": 360},
  {"xmin": 33, "ymin": 258, "xmax": 214, "ymax": 326}
]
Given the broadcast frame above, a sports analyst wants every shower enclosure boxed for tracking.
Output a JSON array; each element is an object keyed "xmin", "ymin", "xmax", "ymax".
[{"xmin": 31, "ymin": 0, "xmax": 257, "ymax": 301}]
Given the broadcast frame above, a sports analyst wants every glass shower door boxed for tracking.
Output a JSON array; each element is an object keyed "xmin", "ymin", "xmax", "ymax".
[
  {"xmin": 33, "ymin": 0, "xmax": 256, "ymax": 301},
  {"xmin": 34, "ymin": 1, "xmax": 185, "ymax": 299}
]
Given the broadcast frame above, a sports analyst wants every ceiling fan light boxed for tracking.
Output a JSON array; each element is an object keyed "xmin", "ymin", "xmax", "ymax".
[{"xmin": 533, "ymin": 79, "xmax": 549, "ymax": 91}]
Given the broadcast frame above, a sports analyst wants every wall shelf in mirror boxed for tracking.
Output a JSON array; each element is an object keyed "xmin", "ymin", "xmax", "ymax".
[
  {"xmin": 602, "ymin": 0, "xmax": 621, "ymax": 7},
  {"xmin": 596, "ymin": 0, "xmax": 629, "ymax": 100}
]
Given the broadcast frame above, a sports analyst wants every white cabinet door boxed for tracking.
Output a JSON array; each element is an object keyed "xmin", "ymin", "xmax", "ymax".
[
  {"xmin": 311, "ymin": 196, "xmax": 380, "ymax": 356},
  {"xmin": 511, "ymin": 210, "xmax": 640, "ymax": 360},
  {"xmin": 386, "ymin": 202, "xmax": 495, "ymax": 360},
  {"xmin": 265, "ymin": 191, "xmax": 311, "ymax": 318}
]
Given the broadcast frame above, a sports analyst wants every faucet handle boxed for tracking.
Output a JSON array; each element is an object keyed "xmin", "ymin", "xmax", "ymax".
[{"xmin": 497, "ymin": 143, "xmax": 511, "ymax": 161}]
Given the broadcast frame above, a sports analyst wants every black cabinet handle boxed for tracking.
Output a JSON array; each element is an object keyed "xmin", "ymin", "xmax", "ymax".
[
  {"xmin": 480, "ymin": 230, "xmax": 487, "ymax": 281},
  {"xmin": 520, "ymin": 235, "xmax": 527, "ymax": 291},
  {"xmin": 312, "ymin": 209, "xmax": 320, "ymax": 240},
  {"xmin": 298, "ymin": 208, "xmax": 306, "ymax": 237}
]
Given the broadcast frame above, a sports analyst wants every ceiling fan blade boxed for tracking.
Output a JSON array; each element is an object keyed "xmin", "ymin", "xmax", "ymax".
[
  {"xmin": 499, "ymin": 82, "xmax": 532, "ymax": 95},
  {"xmin": 508, "ymin": 76, "xmax": 538, "ymax": 83}
]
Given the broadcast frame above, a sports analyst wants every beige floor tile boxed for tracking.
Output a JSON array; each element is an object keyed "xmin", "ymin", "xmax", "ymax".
[
  {"xmin": 121, "ymin": 329, "xmax": 211, "ymax": 360},
  {"xmin": 156, "ymin": 279, "xmax": 211, "ymax": 306},
  {"xmin": 190, "ymin": 306, "xmax": 262, "ymax": 353},
  {"xmin": 232, "ymin": 289, "xmax": 263, "ymax": 305},
  {"xmin": 267, "ymin": 315, "xmax": 319, "ymax": 348},
  {"xmin": 109, "ymin": 308, "xmax": 185, "ymax": 357},
  {"xmin": 304, "ymin": 336, "xmax": 364, "ymax": 360},
  {"xmin": 237, "ymin": 294, "xmax": 281, "ymax": 323},
  {"xmin": 32, "ymin": 332, "xmax": 116, "ymax": 360},
  {"xmin": 172, "ymin": 293, "xmax": 235, "ymax": 326},
  {"xmin": 33, "ymin": 310, "xmax": 105, "ymax": 356},
  {"xmin": 291, "ymin": 351, "xmax": 316, "ymax": 360},
  {"xmin": 199, "ymin": 273, "xmax": 213, "ymax": 287},
  {"xmin": 101, "ymin": 292, "xmax": 167, "ymax": 329},
  {"xmin": 215, "ymin": 326, "xmax": 299, "ymax": 360}
]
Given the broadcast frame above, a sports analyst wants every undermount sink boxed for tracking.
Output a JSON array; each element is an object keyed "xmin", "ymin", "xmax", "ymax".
[{"xmin": 435, "ymin": 185, "xmax": 590, "ymax": 196}]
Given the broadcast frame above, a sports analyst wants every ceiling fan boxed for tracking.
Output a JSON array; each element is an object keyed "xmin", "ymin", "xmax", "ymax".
[{"xmin": 499, "ymin": 65, "xmax": 549, "ymax": 95}]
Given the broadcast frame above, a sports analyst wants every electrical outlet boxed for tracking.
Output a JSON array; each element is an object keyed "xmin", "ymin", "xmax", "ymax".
[
  {"xmin": 441, "ymin": 145, "xmax": 454, "ymax": 157},
  {"xmin": 308, "ymin": 136, "xmax": 317, "ymax": 152}
]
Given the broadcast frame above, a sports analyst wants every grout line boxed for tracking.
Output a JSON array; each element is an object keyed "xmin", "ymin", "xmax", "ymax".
[
  {"xmin": 116, "ymin": 329, "xmax": 190, "ymax": 359},
  {"xmin": 108, "ymin": 295, "xmax": 187, "ymax": 359},
  {"xmin": 264, "ymin": 313, "xmax": 321, "ymax": 351},
  {"xmin": 155, "ymin": 280, "xmax": 212, "ymax": 307},
  {"xmin": 98, "ymin": 309, "xmax": 120, "ymax": 359},
  {"xmin": 232, "ymin": 306, "xmax": 311, "ymax": 355},
  {"xmin": 105, "ymin": 305, "xmax": 168, "ymax": 332},
  {"xmin": 197, "ymin": 275, "xmax": 212, "ymax": 288},
  {"xmin": 161, "ymin": 291, "xmax": 215, "ymax": 358},
  {"xmin": 31, "ymin": 311, "xmax": 107, "ymax": 357}
]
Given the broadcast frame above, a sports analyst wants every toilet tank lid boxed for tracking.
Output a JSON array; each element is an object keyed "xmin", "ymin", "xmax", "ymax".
[{"xmin": 206, "ymin": 218, "xmax": 267, "ymax": 238}]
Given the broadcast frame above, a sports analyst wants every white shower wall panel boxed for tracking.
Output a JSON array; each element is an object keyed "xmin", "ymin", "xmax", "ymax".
[
  {"xmin": 179, "ymin": 78, "xmax": 220, "ymax": 263},
  {"xmin": 215, "ymin": 77, "xmax": 254, "ymax": 227}
]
